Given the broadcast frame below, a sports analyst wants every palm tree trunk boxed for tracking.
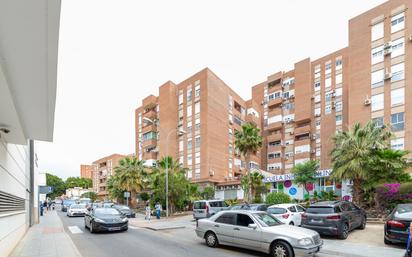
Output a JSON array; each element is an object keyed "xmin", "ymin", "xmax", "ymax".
[
  {"xmin": 130, "ymin": 190, "xmax": 137, "ymax": 208},
  {"xmin": 352, "ymin": 178, "xmax": 363, "ymax": 206},
  {"xmin": 245, "ymin": 152, "xmax": 252, "ymax": 203}
]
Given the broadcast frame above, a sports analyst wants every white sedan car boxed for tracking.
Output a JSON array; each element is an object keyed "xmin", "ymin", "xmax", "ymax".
[
  {"xmin": 195, "ymin": 210, "xmax": 322, "ymax": 257},
  {"xmin": 267, "ymin": 204, "xmax": 306, "ymax": 226},
  {"xmin": 67, "ymin": 204, "xmax": 87, "ymax": 217}
]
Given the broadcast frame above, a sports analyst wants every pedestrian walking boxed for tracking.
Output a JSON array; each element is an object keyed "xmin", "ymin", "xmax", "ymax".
[
  {"xmin": 43, "ymin": 201, "xmax": 48, "ymax": 214},
  {"xmin": 155, "ymin": 202, "xmax": 161, "ymax": 219},
  {"xmin": 405, "ymin": 223, "xmax": 412, "ymax": 257},
  {"xmin": 145, "ymin": 203, "xmax": 151, "ymax": 221}
]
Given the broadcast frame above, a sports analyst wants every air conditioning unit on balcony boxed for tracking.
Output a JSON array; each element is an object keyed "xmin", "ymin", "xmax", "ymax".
[
  {"xmin": 364, "ymin": 97, "xmax": 371, "ymax": 106},
  {"xmin": 209, "ymin": 170, "xmax": 215, "ymax": 176},
  {"xmin": 384, "ymin": 42, "xmax": 392, "ymax": 49},
  {"xmin": 384, "ymin": 48, "xmax": 392, "ymax": 56},
  {"xmin": 311, "ymin": 149, "xmax": 316, "ymax": 154},
  {"xmin": 331, "ymin": 102, "xmax": 336, "ymax": 109},
  {"xmin": 384, "ymin": 69, "xmax": 392, "ymax": 80}
]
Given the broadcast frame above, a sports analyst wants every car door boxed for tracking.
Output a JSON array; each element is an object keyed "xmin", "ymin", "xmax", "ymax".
[
  {"xmin": 295, "ymin": 205, "xmax": 306, "ymax": 226},
  {"xmin": 232, "ymin": 213, "xmax": 261, "ymax": 250},
  {"xmin": 340, "ymin": 202, "xmax": 356, "ymax": 230},
  {"xmin": 287, "ymin": 206, "xmax": 299, "ymax": 225},
  {"xmin": 349, "ymin": 203, "xmax": 362, "ymax": 227},
  {"xmin": 213, "ymin": 213, "xmax": 236, "ymax": 244}
]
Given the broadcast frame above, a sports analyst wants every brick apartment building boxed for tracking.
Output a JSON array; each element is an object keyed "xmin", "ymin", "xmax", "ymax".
[
  {"xmin": 135, "ymin": 0, "xmax": 411, "ymax": 200},
  {"xmin": 80, "ymin": 164, "xmax": 93, "ymax": 179},
  {"xmin": 83, "ymin": 154, "xmax": 125, "ymax": 199}
]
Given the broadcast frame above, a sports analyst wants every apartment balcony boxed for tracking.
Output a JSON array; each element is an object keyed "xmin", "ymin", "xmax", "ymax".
[
  {"xmin": 142, "ymin": 123, "xmax": 157, "ymax": 134},
  {"xmin": 246, "ymin": 114, "xmax": 259, "ymax": 126},
  {"xmin": 294, "ymin": 152, "xmax": 311, "ymax": 160},
  {"xmin": 267, "ymin": 132, "xmax": 282, "ymax": 143},
  {"xmin": 268, "ymin": 98, "xmax": 282, "ymax": 108},
  {"xmin": 143, "ymin": 151, "xmax": 158, "ymax": 160},
  {"xmin": 294, "ymin": 124, "xmax": 311, "ymax": 136},
  {"xmin": 267, "ymin": 144, "xmax": 283, "ymax": 152},
  {"xmin": 233, "ymin": 166, "xmax": 245, "ymax": 176},
  {"xmin": 295, "ymin": 138, "xmax": 311, "ymax": 147},
  {"xmin": 266, "ymin": 121, "xmax": 283, "ymax": 131},
  {"xmin": 267, "ymin": 157, "xmax": 283, "ymax": 164},
  {"xmin": 142, "ymin": 138, "xmax": 157, "ymax": 148},
  {"xmin": 143, "ymin": 109, "xmax": 157, "ymax": 120},
  {"xmin": 268, "ymin": 82, "xmax": 282, "ymax": 94},
  {"xmin": 268, "ymin": 107, "xmax": 282, "ymax": 117}
]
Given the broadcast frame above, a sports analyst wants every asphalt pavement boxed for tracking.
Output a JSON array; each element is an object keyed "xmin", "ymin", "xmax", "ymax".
[{"xmin": 58, "ymin": 211, "xmax": 337, "ymax": 257}]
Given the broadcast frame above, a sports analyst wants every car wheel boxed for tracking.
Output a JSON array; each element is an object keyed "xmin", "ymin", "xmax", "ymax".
[
  {"xmin": 359, "ymin": 217, "xmax": 366, "ymax": 230},
  {"xmin": 289, "ymin": 222, "xmax": 294, "ymax": 226},
  {"xmin": 339, "ymin": 223, "xmax": 349, "ymax": 239},
  {"xmin": 384, "ymin": 237, "xmax": 392, "ymax": 245},
  {"xmin": 271, "ymin": 241, "xmax": 293, "ymax": 257},
  {"xmin": 205, "ymin": 231, "xmax": 218, "ymax": 247},
  {"xmin": 90, "ymin": 222, "xmax": 94, "ymax": 233}
]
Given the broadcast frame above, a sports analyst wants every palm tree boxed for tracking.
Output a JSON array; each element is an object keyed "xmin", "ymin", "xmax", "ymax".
[
  {"xmin": 292, "ymin": 160, "xmax": 319, "ymax": 199},
  {"xmin": 114, "ymin": 156, "xmax": 148, "ymax": 208},
  {"xmin": 330, "ymin": 121, "xmax": 392, "ymax": 205},
  {"xmin": 234, "ymin": 122, "xmax": 263, "ymax": 202},
  {"xmin": 241, "ymin": 171, "xmax": 267, "ymax": 203}
]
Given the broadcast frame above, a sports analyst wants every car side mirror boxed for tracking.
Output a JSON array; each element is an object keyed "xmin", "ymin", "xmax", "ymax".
[{"xmin": 248, "ymin": 224, "xmax": 257, "ymax": 229}]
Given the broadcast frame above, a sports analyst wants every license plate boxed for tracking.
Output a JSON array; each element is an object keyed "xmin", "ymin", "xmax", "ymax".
[
  {"xmin": 311, "ymin": 219, "xmax": 322, "ymax": 223},
  {"xmin": 109, "ymin": 227, "xmax": 121, "ymax": 231}
]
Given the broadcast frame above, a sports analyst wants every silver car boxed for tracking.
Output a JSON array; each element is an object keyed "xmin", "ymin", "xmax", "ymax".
[
  {"xmin": 195, "ymin": 210, "xmax": 322, "ymax": 257},
  {"xmin": 193, "ymin": 200, "xmax": 229, "ymax": 220}
]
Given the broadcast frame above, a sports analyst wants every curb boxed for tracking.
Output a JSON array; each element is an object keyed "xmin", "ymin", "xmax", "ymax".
[
  {"xmin": 321, "ymin": 249, "xmax": 364, "ymax": 257},
  {"xmin": 142, "ymin": 225, "xmax": 186, "ymax": 231}
]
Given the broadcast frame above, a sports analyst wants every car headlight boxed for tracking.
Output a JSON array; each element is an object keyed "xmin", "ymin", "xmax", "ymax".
[
  {"xmin": 298, "ymin": 238, "xmax": 313, "ymax": 246},
  {"xmin": 94, "ymin": 218, "xmax": 106, "ymax": 223},
  {"xmin": 122, "ymin": 217, "xmax": 128, "ymax": 222}
]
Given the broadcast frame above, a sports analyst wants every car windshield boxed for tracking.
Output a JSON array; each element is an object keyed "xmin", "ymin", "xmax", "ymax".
[
  {"xmin": 94, "ymin": 208, "xmax": 121, "ymax": 215},
  {"xmin": 63, "ymin": 200, "xmax": 75, "ymax": 205},
  {"xmin": 209, "ymin": 201, "xmax": 228, "ymax": 208},
  {"xmin": 306, "ymin": 207, "xmax": 335, "ymax": 214},
  {"xmin": 395, "ymin": 205, "xmax": 412, "ymax": 219},
  {"xmin": 117, "ymin": 206, "xmax": 130, "ymax": 210},
  {"xmin": 70, "ymin": 204, "xmax": 86, "ymax": 209},
  {"xmin": 253, "ymin": 213, "xmax": 282, "ymax": 227},
  {"xmin": 267, "ymin": 207, "xmax": 287, "ymax": 214}
]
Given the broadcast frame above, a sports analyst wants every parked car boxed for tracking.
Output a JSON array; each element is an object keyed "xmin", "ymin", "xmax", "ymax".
[
  {"xmin": 193, "ymin": 200, "xmax": 229, "ymax": 220},
  {"xmin": 61, "ymin": 199, "xmax": 76, "ymax": 212},
  {"xmin": 301, "ymin": 201, "xmax": 366, "ymax": 239},
  {"xmin": 267, "ymin": 204, "xmax": 306, "ymax": 226},
  {"xmin": 230, "ymin": 204, "xmax": 270, "ymax": 212},
  {"xmin": 384, "ymin": 204, "xmax": 412, "ymax": 244},
  {"xmin": 196, "ymin": 210, "xmax": 322, "ymax": 257},
  {"xmin": 103, "ymin": 202, "xmax": 114, "ymax": 208},
  {"xmin": 114, "ymin": 205, "xmax": 136, "ymax": 218},
  {"xmin": 67, "ymin": 204, "xmax": 87, "ymax": 217},
  {"xmin": 84, "ymin": 207, "xmax": 128, "ymax": 233}
]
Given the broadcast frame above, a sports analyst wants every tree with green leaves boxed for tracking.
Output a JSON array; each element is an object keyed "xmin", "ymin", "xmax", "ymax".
[
  {"xmin": 292, "ymin": 160, "xmax": 319, "ymax": 199},
  {"xmin": 234, "ymin": 122, "xmax": 263, "ymax": 202},
  {"xmin": 65, "ymin": 177, "xmax": 92, "ymax": 189},
  {"xmin": 114, "ymin": 156, "xmax": 148, "ymax": 208},
  {"xmin": 151, "ymin": 156, "xmax": 191, "ymax": 214},
  {"xmin": 200, "ymin": 186, "xmax": 215, "ymax": 200},
  {"xmin": 46, "ymin": 173, "xmax": 66, "ymax": 199},
  {"xmin": 330, "ymin": 121, "xmax": 392, "ymax": 205},
  {"xmin": 241, "ymin": 171, "xmax": 267, "ymax": 203},
  {"xmin": 81, "ymin": 192, "xmax": 98, "ymax": 202},
  {"xmin": 106, "ymin": 174, "xmax": 124, "ymax": 202}
]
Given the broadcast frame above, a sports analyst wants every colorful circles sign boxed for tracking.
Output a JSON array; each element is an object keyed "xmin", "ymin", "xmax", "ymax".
[
  {"xmin": 284, "ymin": 180, "xmax": 292, "ymax": 188},
  {"xmin": 306, "ymin": 183, "xmax": 314, "ymax": 191},
  {"xmin": 278, "ymin": 184, "xmax": 284, "ymax": 190},
  {"xmin": 342, "ymin": 195, "xmax": 351, "ymax": 201},
  {"xmin": 336, "ymin": 184, "xmax": 342, "ymax": 189},
  {"xmin": 289, "ymin": 187, "xmax": 297, "ymax": 196}
]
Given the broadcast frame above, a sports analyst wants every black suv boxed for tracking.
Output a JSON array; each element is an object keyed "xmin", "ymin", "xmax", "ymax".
[{"xmin": 301, "ymin": 201, "xmax": 366, "ymax": 239}]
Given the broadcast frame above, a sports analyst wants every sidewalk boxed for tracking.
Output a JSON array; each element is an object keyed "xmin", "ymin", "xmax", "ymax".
[
  {"xmin": 128, "ymin": 214, "xmax": 194, "ymax": 231},
  {"xmin": 321, "ymin": 239, "xmax": 405, "ymax": 257},
  {"xmin": 9, "ymin": 210, "xmax": 81, "ymax": 257}
]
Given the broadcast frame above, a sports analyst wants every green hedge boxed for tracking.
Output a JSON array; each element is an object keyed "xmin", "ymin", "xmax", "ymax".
[{"xmin": 265, "ymin": 192, "xmax": 291, "ymax": 205}]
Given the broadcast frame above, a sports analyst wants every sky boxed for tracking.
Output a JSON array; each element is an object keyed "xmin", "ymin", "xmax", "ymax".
[{"xmin": 39, "ymin": 0, "xmax": 388, "ymax": 179}]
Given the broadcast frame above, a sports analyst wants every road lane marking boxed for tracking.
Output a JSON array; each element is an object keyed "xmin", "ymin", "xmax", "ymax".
[{"xmin": 68, "ymin": 226, "xmax": 83, "ymax": 234}]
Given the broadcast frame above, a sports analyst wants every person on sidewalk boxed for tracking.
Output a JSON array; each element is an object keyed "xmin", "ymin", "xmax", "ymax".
[
  {"xmin": 155, "ymin": 202, "xmax": 161, "ymax": 219},
  {"xmin": 43, "ymin": 201, "xmax": 48, "ymax": 214},
  {"xmin": 145, "ymin": 203, "xmax": 151, "ymax": 221},
  {"xmin": 405, "ymin": 223, "xmax": 412, "ymax": 257}
]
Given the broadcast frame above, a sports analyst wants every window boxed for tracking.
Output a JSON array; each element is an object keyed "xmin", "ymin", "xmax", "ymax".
[
  {"xmin": 325, "ymin": 105, "xmax": 332, "ymax": 114},
  {"xmin": 187, "ymin": 139, "xmax": 192, "ymax": 150},
  {"xmin": 315, "ymin": 120, "xmax": 321, "ymax": 129},
  {"xmin": 391, "ymin": 138, "xmax": 404, "ymax": 150},
  {"xmin": 142, "ymin": 131, "xmax": 157, "ymax": 141},
  {"xmin": 195, "ymin": 118, "xmax": 200, "ymax": 131},
  {"xmin": 187, "ymin": 154, "xmax": 192, "ymax": 166},
  {"xmin": 325, "ymin": 77, "xmax": 332, "ymax": 88},
  {"xmin": 187, "ymin": 87, "xmax": 192, "ymax": 101},
  {"xmin": 391, "ymin": 12, "xmax": 405, "ymax": 33},
  {"xmin": 187, "ymin": 105, "xmax": 192, "ymax": 117},
  {"xmin": 391, "ymin": 62, "xmax": 404, "ymax": 82},
  {"xmin": 335, "ymin": 101, "xmax": 342, "ymax": 112},
  {"xmin": 314, "ymin": 94, "xmax": 321, "ymax": 103},
  {"xmin": 391, "ymin": 88, "xmax": 404, "ymax": 106},
  {"xmin": 195, "ymin": 101, "xmax": 200, "ymax": 114},
  {"xmin": 325, "ymin": 62, "xmax": 332, "ymax": 74},
  {"xmin": 314, "ymin": 108, "xmax": 321, "ymax": 116},
  {"xmin": 215, "ymin": 213, "xmax": 235, "ymax": 225},
  {"xmin": 283, "ymin": 102, "xmax": 294, "ymax": 110},
  {"xmin": 335, "ymin": 88, "xmax": 342, "ymax": 97},
  {"xmin": 373, "ymin": 117, "xmax": 384, "ymax": 128},
  {"xmin": 228, "ymin": 114, "xmax": 233, "ymax": 123},
  {"xmin": 314, "ymin": 80, "xmax": 321, "ymax": 92},
  {"xmin": 371, "ymin": 69, "xmax": 384, "ymax": 88},
  {"xmin": 371, "ymin": 93, "xmax": 384, "ymax": 111},
  {"xmin": 195, "ymin": 152, "xmax": 200, "ymax": 164},
  {"xmin": 178, "ymin": 93, "xmax": 183, "ymax": 105},
  {"xmin": 179, "ymin": 140, "xmax": 184, "ymax": 152},
  {"xmin": 195, "ymin": 136, "xmax": 201, "ymax": 148},
  {"xmin": 295, "ymin": 145, "xmax": 310, "ymax": 154},
  {"xmin": 195, "ymin": 85, "xmax": 200, "ymax": 97},
  {"xmin": 296, "ymin": 205, "xmax": 305, "ymax": 212},
  {"xmin": 288, "ymin": 206, "xmax": 297, "ymax": 213},
  {"xmin": 371, "ymin": 22, "xmax": 384, "ymax": 41},
  {"xmin": 316, "ymin": 149, "xmax": 321, "ymax": 157},
  {"xmin": 186, "ymin": 169, "xmax": 192, "ymax": 179},
  {"xmin": 325, "ymin": 91, "xmax": 333, "ymax": 102},
  {"xmin": 285, "ymin": 139, "xmax": 293, "ymax": 146},
  {"xmin": 235, "ymin": 214, "xmax": 254, "ymax": 227},
  {"xmin": 391, "ymin": 112, "xmax": 404, "ymax": 131},
  {"xmin": 268, "ymin": 115, "xmax": 282, "ymax": 124},
  {"xmin": 336, "ymin": 115, "xmax": 342, "ymax": 125},
  {"xmin": 268, "ymin": 152, "xmax": 281, "ymax": 159},
  {"xmin": 336, "ymin": 58, "xmax": 343, "ymax": 70},
  {"xmin": 336, "ymin": 73, "xmax": 343, "ymax": 85},
  {"xmin": 391, "ymin": 37, "xmax": 404, "ymax": 58},
  {"xmin": 371, "ymin": 45, "xmax": 384, "ymax": 65}
]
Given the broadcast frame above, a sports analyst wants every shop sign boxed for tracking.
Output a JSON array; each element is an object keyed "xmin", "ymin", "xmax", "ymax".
[{"xmin": 263, "ymin": 169, "xmax": 332, "ymax": 183}]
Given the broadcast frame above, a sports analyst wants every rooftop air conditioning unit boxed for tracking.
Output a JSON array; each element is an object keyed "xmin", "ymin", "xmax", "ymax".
[{"xmin": 364, "ymin": 98, "xmax": 371, "ymax": 106}]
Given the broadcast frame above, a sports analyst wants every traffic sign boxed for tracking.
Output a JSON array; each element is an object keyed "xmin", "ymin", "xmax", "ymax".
[
  {"xmin": 124, "ymin": 192, "xmax": 130, "ymax": 198},
  {"xmin": 39, "ymin": 186, "xmax": 54, "ymax": 194}
]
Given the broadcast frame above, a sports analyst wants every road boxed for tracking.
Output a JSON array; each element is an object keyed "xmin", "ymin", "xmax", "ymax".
[{"xmin": 58, "ymin": 211, "xmax": 336, "ymax": 257}]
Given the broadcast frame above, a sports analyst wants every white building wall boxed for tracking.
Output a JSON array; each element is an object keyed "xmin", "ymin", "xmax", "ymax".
[{"xmin": 0, "ymin": 138, "xmax": 30, "ymax": 257}]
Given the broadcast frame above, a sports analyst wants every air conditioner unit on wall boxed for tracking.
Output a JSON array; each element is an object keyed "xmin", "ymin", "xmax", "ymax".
[
  {"xmin": 384, "ymin": 72, "xmax": 392, "ymax": 80},
  {"xmin": 409, "ymin": 34, "xmax": 412, "ymax": 42},
  {"xmin": 384, "ymin": 48, "xmax": 392, "ymax": 56},
  {"xmin": 364, "ymin": 98, "xmax": 371, "ymax": 106},
  {"xmin": 384, "ymin": 42, "xmax": 392, "ymax": 49}
]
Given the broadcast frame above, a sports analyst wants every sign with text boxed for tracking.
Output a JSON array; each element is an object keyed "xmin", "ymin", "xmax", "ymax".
[
  {"xmin": 39, "ymin": 186, "xmax": 53, "ymax": 194},
  {"xmin": 263, "ymin": 169, "xmax": 332, "ymax": 183}
]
